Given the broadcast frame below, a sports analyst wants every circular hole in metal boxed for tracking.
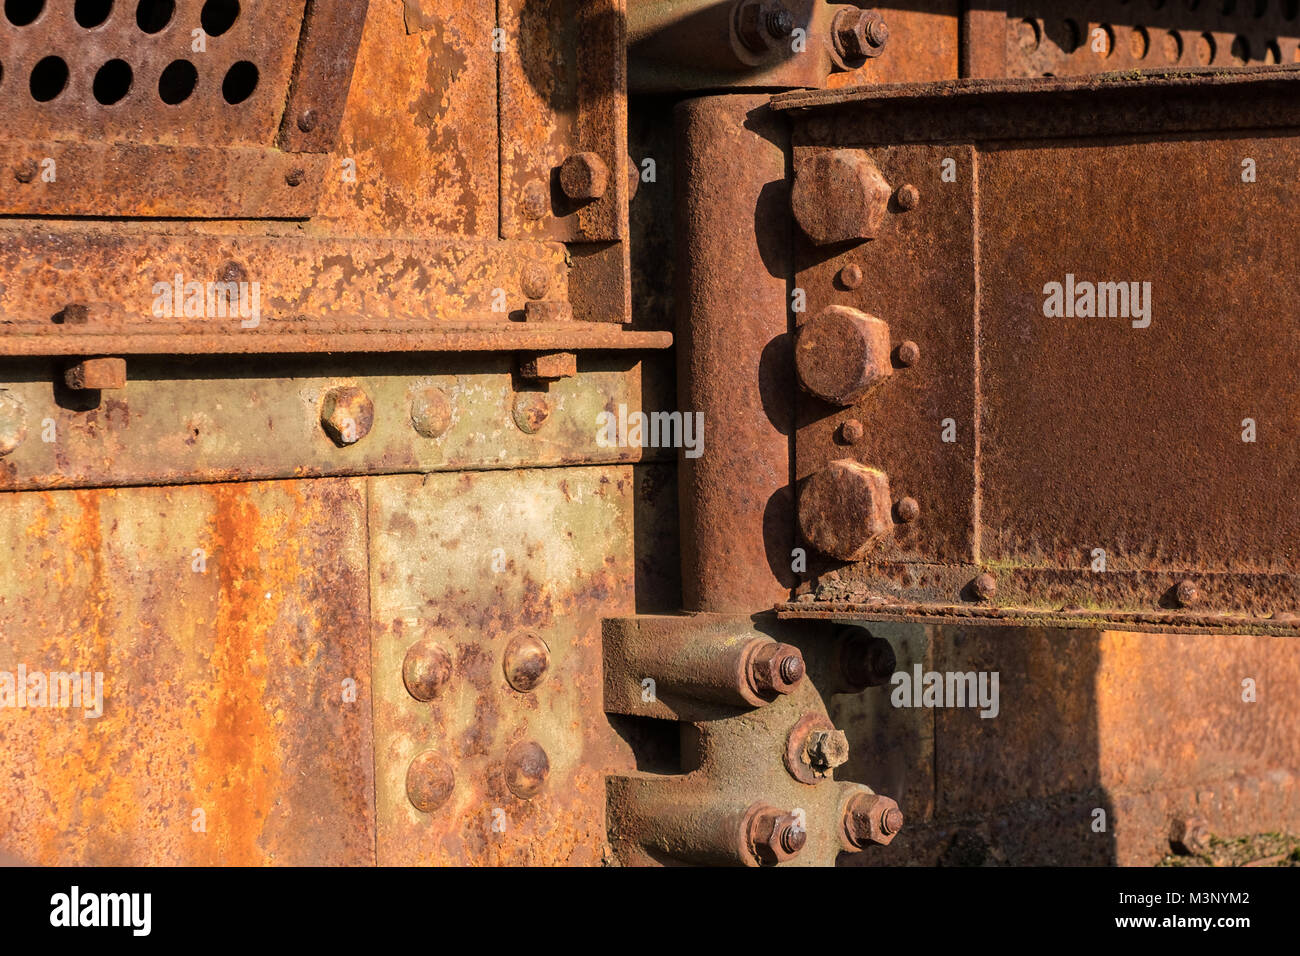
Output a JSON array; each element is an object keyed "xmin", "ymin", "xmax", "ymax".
[
  {"xmin": 157, "ymin": 58, "xmax": 197, "ymax": 104},
  {"xmin": 1255, "ymin": 0, "xmax": 1269, "ymax": 14},
  {"xmin": 135, "ymin": 0, "xmax": 173, "ymax": 33},
  {"xmin": 92, "ymin": 58, "xmax": 132, "ymax": 104},
  {"xmin": 1061, "ymin": 18, "xmax": 1081, "ymax": 52},
  {"xmin": 200, "ymin": 0, "xmax": 239, "ymax": 37},
  {"xmin": 5, "ymin": 0, "xmax": 43, "ymax": 26},
  {"xmin": 1163, "ymin": 29, "xmax": 1184, "ymax": 61},
  {"xmin": 75, "ymin": 0, "xmax": 113, "ymax": 28},
  {"xmin": 29, "ymin": 55, "xmax": 68, "ymax": 101},
  {"xmin": 1196, "ymin": 31, "xmax": 1217, "ymax": 63},
  {"xmin": 1231, "ymin": 35, "xmax": 1251, "ymax": 62},
  {"xmin": 221, "ymin": 60, "xmax": 258, "ymax": 104},
  {"xmin": 1266, "ymin": 39, "xmax": 1282, "ymax": 61}
]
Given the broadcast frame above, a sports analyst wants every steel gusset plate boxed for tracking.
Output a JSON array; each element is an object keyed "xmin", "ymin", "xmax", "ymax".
[{"xmin": 774, "ymin": 68, "xmax": 1300, "ymax": 635}]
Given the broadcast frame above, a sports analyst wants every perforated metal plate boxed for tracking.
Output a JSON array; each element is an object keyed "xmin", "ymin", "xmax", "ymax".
[{"xmin": 0, "ymin": 0, "xmax": 367, "ymax": 217}]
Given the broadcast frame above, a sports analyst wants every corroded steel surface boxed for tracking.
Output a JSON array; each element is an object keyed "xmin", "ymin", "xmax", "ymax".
[
  {"xmin": 369, "ymin": 465, "xmax": 640, "ymax": 865},
  {"xmin": 777, "ymin": 70, "xmax": 1300, "ymax": 628},
  {"xmin": 0, "ymin": 479, "xmax": 374, "ymax": 865}
]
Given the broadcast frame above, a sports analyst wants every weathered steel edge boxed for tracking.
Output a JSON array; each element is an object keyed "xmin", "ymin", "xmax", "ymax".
[
  {"xmin": 771, "ymin": 64, "xmax": 1300, "ymax": 111},
  {"xmin": 0, "ymin": 327, "xmax": 672, "ymax": 356},
  {"xmin": 775, "ymin": 602, "xmax": 1300, "ymax": 636}
]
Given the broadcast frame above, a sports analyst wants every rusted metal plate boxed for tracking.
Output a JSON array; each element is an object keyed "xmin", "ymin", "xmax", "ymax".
[
  {"xmin": 0, "ymin": 479, "xmax": 374, "ymax": 865},
  {"xmin": 774, "ymin": 71, "xmax": 1300, "ymax": 629},
  {"xmin": 0, "ymin": 354, "xmax": 672, "ymax": 490},
  {"xmin": 278, "ymin": 0, "xmax": 371, "ymax": 153},
  {"xmin": 499, "ymin": 0, "xmax": 629, "ymax": 244},
  {"xmin": 369, "ymin": 465, "xmax": 638, "ymax": 865}
]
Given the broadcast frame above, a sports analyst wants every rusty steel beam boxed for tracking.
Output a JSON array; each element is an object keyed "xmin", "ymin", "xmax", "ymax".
[{"xmin": 675, "ymin": 93, "xmax": 796, "ymax": 614}]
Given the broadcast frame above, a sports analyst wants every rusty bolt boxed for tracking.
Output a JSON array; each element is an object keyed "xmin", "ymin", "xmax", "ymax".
[
  {"xmin": 832, "ymin": 8, "xmax": 890, "ymax": 61},
  {"xmin": 297, "ymin": 108, "xmax": 318, "ymax": 133},
  {"xmin": 520, "ymin": 262, "xmax": 552, "ymax": 300},
  {"xmin": 895, "ymin": 183, "xmax": 920, "ymax": 210},
  {"xmin": 503, "ymin": 634, "xmax": 550, "ymax": 693},
  {"xmin": 971, "ymin": 572, "xmax": 997, "ymax": 601},
  {"xmin": 512, "ymin": 391, "xmax": 551, "ymax": 434},
  {"xmin": 1175, "ymin": 579, "xmax": 1201, "ymax": 608},
  {"xmin": 402, "ymin": 638, "xmax": 453, "ymax": 702},
  {"xmin": 504, "ymin": 740, "xmax": 550, "ymax": 799},
  {"xmin": 839, "ymin": 418, "xmax": 864, "ymax": 445},
  {"xmin": 1170, "ymin": 816, "xmax": 1211, "ymax": 855},
  {"xmin": 747, "ymin": 641, "xmax": 805, "ymax": 697},
  {"xmin": 746, "ymin": 805, "xmax": 806, "ymax": 866},
  {"xmin": 839, "ymin": 263, "xmax": 864, "ymax": 289},
  {"xmin": 799, "ymin": 459, "xmax": 893, "ymax": 561},
  {"xmin": 736, "ymin": 1, "xmax": 795, "ymax": 52},
  {"xmin": 792, "ymin": 150, "xmax": 891, "ymax": 246},
  {"xmin": 524, "ymin": 299, "xmax": 574, "ymax": 323},
  {"xmin": 0, "ymin": 391, "xmax": 29, "ymax": 457},
  {"xmin": 320, "ymin": 385, "xmax": 374, "ymax": 446},
  {"xmin": 559, "ymin": 152, "xmax": 609, "ymax": 202},
  {"xmin": 795, "ymin": 305, "xmax": 892, "ymax": 405},
  {"xmin": 840, "ymin": 630, "xmax": 897, "ymax": 690},
  {"xmin": 285, "ymin": 168, "xmax": 305, "ymax": 187},
  {"xmin": 57, "ymin": 304, "xmax": 92, "ymax": 326},
  {"xmin": 896, "ymin": 340, "xmax": 921, "ymax": 367},
  {"xmin": 65, "ymin": 357, "xmax": 126, "ymax": 391},
  {"xmin": 13, "ymin": 160, "xmax": 38, "ymax": 184},
  {"xmin": 843, "ymin": 791, "xmax": 904, "ymax": 848},
  {"xmin": 521, "ymin": 179, "xmax": 550, "ymax": 220},
  {"xmin": 519, "ymin": 351, "xmax": 577, "ymax": 382},
  {"xmin": 895, "ymin": 496, "xmax": 920, "ymax": 523},
  {"xmin": 410, "ymin": 386, "xmax": 452, "ymax": 439},
  {"xmin": 806, "ymin": 729, "xmax": 850, "ymax": 773},
  {"xmin": 406, "ymin": 751, "xmax": 455, "ymax": 813}
]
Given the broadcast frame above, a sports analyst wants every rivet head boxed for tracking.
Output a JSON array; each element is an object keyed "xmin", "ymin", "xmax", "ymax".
[
  {"xmin": 0, "ymin": 391, "xmax": 29, "ymax": 457},
  {"xmin": 896, "ymin": 340, "xmax": 921, "ymax": 367},
  {"xmin": 795, "ymin": 305, "xmax": 892, "ymax": 405},
  {"xmin": 13, "ymin": 160, "xmax": 38, "ymax": 184},
  {"xmin": 520, "ymin": 180, "xmax": 550, "ymax": 220},
  {"xmin": 839, "ymin": 418, "xmax": 864, "ymax": 444},
  {"xmin": 410, "ymin": 386, "xmax": 452, "ymax": 439},
  {"xmin": 896, "ymin": 183, "xmax": 920, "ymax": 210},
  {"xmin": 971, "ymin": 572, "xmax": 997, "ymax": 602},
  {"xmin": 895, "ymin": 496, "xmax": 920, "ymax": 523},
  {"xmin": 520, "ymin": 262, "xmax": 552, "ymax": 300},
  {"xmin": 297, "ymin": 108, "xmax": 318, "ymax": 133},
  {"xmin": 504, "ymin": 740, "xmax": 550, "ymax": 799},
  {"xmin": 406, "ymin": 751, "xmax": 455, "ymax": 813},
  {"xmin": 559, "ymin": 152, "xmax": 609, "ymax": 201},
  {"xmin": 1175, "ymin": 579, "xmax": 1200, "ymax": 608},
  {"xmin": 799, "ymin": 459, "xmax": 893, "ymax": 561},
  {"xmin": 839, "ymin": 263, "xmax": 864, "ymax": 289},
  {"xmin": 402, "ymin": 638, "xmax": 453, "ymax": 702},
  {"xmin": 512, "ymin": 392, "xmax": 551, "ymax": 434},
  {"xmin": 320, "ymin": 385, "xmax": 374, "ymax": 446},
  {"xmin": 285, "ymin": 168, "xmax": 305, "ymax": 187},
  {"xmin": 503, "ymin": 634, "xmax": 550, "ymax": 692}
]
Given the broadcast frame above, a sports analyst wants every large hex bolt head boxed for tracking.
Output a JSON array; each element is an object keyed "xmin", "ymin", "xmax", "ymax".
[
  {"xmin": 832, "ymin": 8, "xmax": 890, "ymax": 62},
  {"xmin": 795, "ymin": 305, "xmax": 892, "ymax": 405},
  {"xmin": 791, "ymin": 150, "xmax": 891, "ymax": 246},
  {"xmin": 559, "ymin": 152, "xmax": 609, "ymax": 201},
  {"xmin": 842, "ymin": 791, "xmax": 904, "ymax": 849},
  {"xmin": 746, "ymin": 641, "xmax": 806, "ymax": 698},
  {"xmin": 798, "ymin": 459, "xmax": 893, "ymax": 561}
]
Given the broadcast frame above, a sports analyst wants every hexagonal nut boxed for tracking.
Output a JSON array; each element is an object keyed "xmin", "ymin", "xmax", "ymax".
[
  {"xmin": 791, "ymin": 150, "xmax": 891, "ymax": 246},
  {"xmin": 559, "ymin": 152, "xmax": 609, "ymax": 201},
  {"xmin": 65, "ymin": 357, "xmax": 126, "ymax": 391},
  {"xmin": 798, "ymin": 459, "xmax": 893, "ymax": 561},
  {"xmin": 518, "ymin": 351, "xmax": 577, "ymax": 381},
  {"xmin": 833, "ymin": 8, "xmax": 890, "ymax": 62},
  {"xmin": 795, "ymin": 305, "xmax": 892, "ymax": 405},
  {"xmin": 320, "ymin": 385, "xmax": 375, "ymax": 446},
  {"xmin": 747, "ymin": 805, "xmax": 807, "ymax": 866},
  {"xmin": 746, "ymin": 641, "xmax": 805, "ymax": 697},
  {"xmin": 843, "ymin": 791, "xmax": 904, "ymax": 849},
  {"xmin": 1170, "ymin": 816, "xmax": 1211, "ymax": 855}
]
